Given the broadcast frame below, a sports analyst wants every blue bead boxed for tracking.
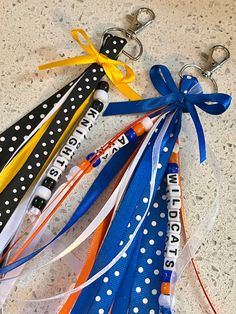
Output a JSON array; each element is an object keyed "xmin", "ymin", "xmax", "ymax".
[
  {"xmin": 166, "ymin": 163, "xmax": 179, "ymax": 174},
  {"xmin": 86, "ymin": 152, "xmax": 101, "ymax": 167},
  {"xmin": 125, "ymin": 128, "xmax": 137, "ymax": 143},
  {"xmin": 162, "ymin": 270, "xmax": 177, "ymax": 283},
  {"xmin": 159, "ymin": 306, "xmax": 172, "ymax": 314}
]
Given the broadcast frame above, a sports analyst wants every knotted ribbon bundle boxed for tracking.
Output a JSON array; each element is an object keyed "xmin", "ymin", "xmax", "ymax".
[
  {"xmin": 0, "ymin": 64, "xmax": 231, "ymax": 314},
  {"xmin": 0, "ymin": 28, "xmax": 141, "ymax": 255},
  {"xmin": 104, "ymin": 64, "xmax": 231, "ymax": 162}
]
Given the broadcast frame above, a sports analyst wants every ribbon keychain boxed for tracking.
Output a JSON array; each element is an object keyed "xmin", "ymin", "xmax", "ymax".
[
  {"xmin": 66, "ymin": 46, "xmax": 231, "ymax": 314},
  {"xmin": 0, "ymin": 22, "xmax": 231, "ymax": 314},
  {"xmin": 0, "ymin": 8, "xmax": 155, "ymax": 258}
]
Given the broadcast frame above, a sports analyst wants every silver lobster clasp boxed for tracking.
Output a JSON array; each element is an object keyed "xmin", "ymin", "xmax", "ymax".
[
  {"xmin": 179, "ymin": 45, "xmax": 230, "ymax": 92},
  {"xmin": 201, "ymin": 45, "xmax": 230, "ymax": 78},
  {"xmin": 103, "ymin": 8, "xmax": 155, "ymax": 61},
  {"xmin": 127, "ymin": 8, "xmax": 155, "ymax": 36}
]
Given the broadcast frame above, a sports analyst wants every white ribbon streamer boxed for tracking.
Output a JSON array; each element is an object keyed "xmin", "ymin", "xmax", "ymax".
[{"xmin": 0, "ymin": 112, "xmax": 174, "ymax": 302}]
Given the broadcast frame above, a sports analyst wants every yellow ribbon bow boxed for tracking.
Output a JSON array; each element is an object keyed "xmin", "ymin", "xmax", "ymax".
[{"xmin": 39, "ymin": 29, "xmax": 141, "ymax": 101}]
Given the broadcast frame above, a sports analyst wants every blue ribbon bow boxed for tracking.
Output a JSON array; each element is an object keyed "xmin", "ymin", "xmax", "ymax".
[{"xmin": 104, "ymin": 64, "xmax": 231, "ymax": 162}]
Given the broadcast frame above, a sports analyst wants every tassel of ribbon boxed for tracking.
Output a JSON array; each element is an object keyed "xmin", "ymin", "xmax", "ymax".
[
  {"xmin": 104, "ymin": 64, "xmax": 231, "ymax": 163},
  {"xmin": 38, "ymin": 29, "xmax": 141, "ymax": 101}
]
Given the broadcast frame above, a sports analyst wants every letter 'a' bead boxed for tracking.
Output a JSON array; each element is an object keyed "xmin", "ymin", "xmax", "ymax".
[
  {"xmin": 35, "ymin": 186, "xmax": 52, "ymax": 201},
  {"xmin": 167, "ymin": 233, "xmax": 180, "ymax": 247},
  {"xmin": 116, "ymin": 134, "xmax": 129, "ymax": 148}
]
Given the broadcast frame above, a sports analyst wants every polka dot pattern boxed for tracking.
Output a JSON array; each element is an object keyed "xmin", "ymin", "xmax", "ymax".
[
  {"xmin": 73, "ymin": 112, "xmax": 181, "ymax": 313},
  {"xmin": 0, "ymin": 36, "xmax": 127, "ymax": 233},
  {"xmin": 0, "ymin": 79, "xmax": 76, "ymax": 172}
]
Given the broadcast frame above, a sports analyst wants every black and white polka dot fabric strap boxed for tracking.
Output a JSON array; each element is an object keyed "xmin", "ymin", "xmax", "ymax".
[{"xmin": 0, "ymin": 34, "xmax": 127, "ymax": 232}]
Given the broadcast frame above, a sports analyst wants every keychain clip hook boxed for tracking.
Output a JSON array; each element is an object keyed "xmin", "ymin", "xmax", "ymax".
[
  {"xmin": 178, "ymin": 45, "xmax": 230, "ymax": 92},
  {"xmin": 103, "ymin": 8, "xmax": 155, "ymax": 61},
  {"xmin": 201, "ymin": 45, "xmax": 230, "ymax": 78},
  {"xmin": 127, "ymin": 8, "xmax": 155, "ymax": 35}
]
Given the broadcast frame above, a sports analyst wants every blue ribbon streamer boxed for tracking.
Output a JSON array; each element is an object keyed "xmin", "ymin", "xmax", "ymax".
[
  {"xmin": 72, "ymin": 111, "xmax": 181, "ymax": 313},
  {"xmin": 104, "ymin": 64, "xmax": 231, "ymax": 163},
  {"xmin": 0, "ymin": 141, "xmax": 139, "ymax": 275}
]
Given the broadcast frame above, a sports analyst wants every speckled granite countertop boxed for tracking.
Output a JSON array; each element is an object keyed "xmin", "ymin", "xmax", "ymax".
[{"xmin": 0, "ymin": 0, "xmax": 235, "ymax": 313}]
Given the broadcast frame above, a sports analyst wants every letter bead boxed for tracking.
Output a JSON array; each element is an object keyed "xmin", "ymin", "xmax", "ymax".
[
  {"xmin": 35, "ymin": 186, "xmax": 52, "ymax": 201},
  {"xmin": 67, "ymin": 135, "xmax": 81, "ymax": 150},
  {"xmin": 73, "ymin": 126, "xmax": 87, "ymax": 140},
  {"xmin": 109, "ymin": 142, "xmax": 120, "ymax": 155},
  {"xmin": 167, "ymin": 197, "xmax": 181, "ymax": 209},
  {"xmin": 60, "ymin": 145, "xmax": 75, "ymax": 161},
  {"xmin": 168, "ymin": 233, "xmax": 180, "ymax": 247},
  {"xmin": 163, "ymin": 257, "xmax": 176, "ymax": 271},
  {"xmin": 79, "ymin": 117, "xmax": 94, "ymax": 132},
  {"xmin": 167, "ymin": 173, "xmax": 179, "ymax": 185},
  {"xmin": 116, "ymin": 134, "xmax": 129, "ymax": 148},
  {"xmin": 168, "ymin": 221, "xmax": 181, "ymax": 234},
  {"xmin": 85, "ymin": 108, "xmax": 100, "ymax": 122},
  {"xmin": 168, "ymin": 209, "xmax": 180, "ymax": 222},
  {"xmin": 166, "ymin": 185, "xmax": 180, "ymax": 197},
  {"xmin": 53, "ymin": 155, "xmax": 69, "ymax": 172},
  {"xmin": 47, "ymin": 166, "xmax": 62, "ymax": 182},
  {"xmin": 166, "ymin": 245, "xmax": 179, "ymax": 258}
]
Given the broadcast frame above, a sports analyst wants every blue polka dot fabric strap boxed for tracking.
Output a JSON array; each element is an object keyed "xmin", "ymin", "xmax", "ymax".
[{"xmin": 72, "ymin": 111, "xmax": 181, "ymax": 314}]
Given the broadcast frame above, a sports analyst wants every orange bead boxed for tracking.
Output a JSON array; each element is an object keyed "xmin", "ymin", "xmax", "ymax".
[
  {"xmin": 169, "ymin": 152, "xmax": 178, "ymax": 163},
  {"xmin": 161, "ymin": 282, "xmax": 174, "ymax": 295},
  {"xmin": 79, "ymin": 160, "xmax": 93, "ymax": 174},
  {"xmin": 133, "ymin": 122, "xmax": 145, "ymax": 137}
]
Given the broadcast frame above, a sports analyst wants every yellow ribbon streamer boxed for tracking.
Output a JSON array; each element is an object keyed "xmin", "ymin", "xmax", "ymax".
[
  {"xmin": 0, "ymin": 29, "xmax": 142, "ymax": 194},
  {"xmin": 38, "ymin": 29, "xmax": 142, "ymax": 101}
]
